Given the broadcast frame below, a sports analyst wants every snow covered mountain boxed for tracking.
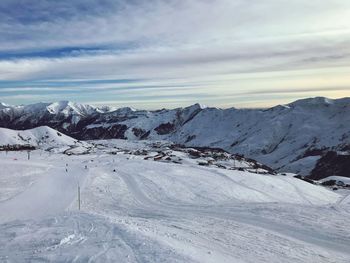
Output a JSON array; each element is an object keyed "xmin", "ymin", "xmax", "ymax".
[
  {"xmin": 0, "ymin": 101, "xmax": 114, "ymax": 135},
  {"xmin": 0, "ymin": 126, "xmax": 89, "ymax": 152},
  {"xmin": 0, "ymin": 97, "xmax": 349, "ymax": 177}
]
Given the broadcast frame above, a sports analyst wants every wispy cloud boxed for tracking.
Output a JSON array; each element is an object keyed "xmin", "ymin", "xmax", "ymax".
[{"xmin": 0, "ymin": 0, "xmax": 350, "ymax": 108}]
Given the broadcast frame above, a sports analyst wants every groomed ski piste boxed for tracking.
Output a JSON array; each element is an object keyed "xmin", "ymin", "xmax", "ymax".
[{"xmin": 0, "ymin": 128, "xmax": 350, "ymax": 262}]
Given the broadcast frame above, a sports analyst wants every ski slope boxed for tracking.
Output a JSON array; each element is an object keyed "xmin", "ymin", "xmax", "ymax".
[{"xmin": 0, "ymin": 147, "xmax": 349, "ymax": 262}]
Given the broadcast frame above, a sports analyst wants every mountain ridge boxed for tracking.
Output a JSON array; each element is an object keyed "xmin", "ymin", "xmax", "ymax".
[
  {"xmin": 3, "ymin": 96, "xmax": 349, "ymax": 112},
  {"xmin": 0, "ymin": 97, "xmax": 349, "ymax": 177}
]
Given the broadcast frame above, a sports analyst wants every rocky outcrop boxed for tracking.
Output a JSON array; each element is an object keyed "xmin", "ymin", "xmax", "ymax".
[
  {"xmin": 154, "ymin": 122, "xmax": 175, "ymax": 135},
  {"xmin": 80, "ymin": 124, "xmax": 128, "ymax": 140},
  {"xmin": 310, "ymin": 151, "xmax": 350, "ymax": 180}
]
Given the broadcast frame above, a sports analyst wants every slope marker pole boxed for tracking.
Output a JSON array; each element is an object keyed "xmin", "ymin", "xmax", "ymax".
[{"xmin": 78, "ymin": 184, "xmax": 81, "ymax": 210}]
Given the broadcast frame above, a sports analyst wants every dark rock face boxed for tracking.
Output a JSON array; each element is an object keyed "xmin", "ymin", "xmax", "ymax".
[
  {"xmin": 321, "ymin": 180, "xmax": 337, "ymax": 186},
  {"xmin": 154, "ymin": 122, "xmax": 175, "ymax": 135},
  {"xmin": 140, "ymin": 130, "xmax": 150, "ymax": 140},
  {"xmin": 132, "ymin": 127, "xmax": 150, "ymax": 139},
  {"xmin": 132, "ymin": 128, "xmax": 145, "ymax": 137},
  {"xmin": 80, "ymin": 124, "xmax": 128, "ymax": 140},
  {"xmin": 310, "ymin": 151, "xmax": 350, "ymax": 180},
  {"xmin": 185, "ymin": 135, "xmax": 196, "ymax": 143},
  {"xmin": 300, "ymin": 148, "xmax": 326, "ymax": 158}
]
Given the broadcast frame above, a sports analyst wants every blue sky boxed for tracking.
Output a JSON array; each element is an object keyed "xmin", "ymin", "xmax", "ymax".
[{"xmin": 0, "ymin": 0, "xmax": 350, "ymax": 109}]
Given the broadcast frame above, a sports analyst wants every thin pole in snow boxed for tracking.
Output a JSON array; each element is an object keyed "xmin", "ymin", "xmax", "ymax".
[{"xmin": 78, "ymin": 184, "xmax": 81, "ymax": 210}]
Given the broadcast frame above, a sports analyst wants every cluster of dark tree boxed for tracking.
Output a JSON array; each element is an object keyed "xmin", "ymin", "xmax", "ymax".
[
  {"xmin": 293, "ymin": 175, "xmax": 350, "ymax": 190},
  {"xmin": 321, "ymin": 180, "xmax": 350, "ymax": 187},
  {"xmin": 0, "ymin": 144, "xmax": 36, "ymax": 151}
]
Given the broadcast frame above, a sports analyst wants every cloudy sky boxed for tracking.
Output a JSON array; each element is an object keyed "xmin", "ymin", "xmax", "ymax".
[{"xmin": 0, "ymin": 0, "xmax": 350, "ymax": 109}]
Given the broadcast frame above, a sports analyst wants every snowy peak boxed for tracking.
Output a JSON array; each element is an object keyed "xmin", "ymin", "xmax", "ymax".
[
  {"xmin": 0, "ymin": 102, "xmax": 10, "ymax": 109},
  {"xmin": 182, "ymin": 103, "xmax": 207, "ymax": 114},
  {"xmin": 109, "ymin": 106, "xmax": 137, "ymax": 115},
  {"xmin": 46, "ymin": 101, "xmax": 99, "ymax": 116},
  {"xmin": 0, "ymin": 101, "xmax": 114, "ymax": 119},
  {"xmin": 286, "ymin": 97, "xmax": 343, "ymax": 108},
  {"xmin": 0, "ymin": 126, "xmax": 79, "ymax": 149},
  {"xmin": 46, "ymin": 101, "xmax": 74, "ymax": 115},
  {"xmin": 184, "ymin": 103, "xmax": 207, "ymax": 111},
  {"xmin": 178, "ymin": 103, "xmax": 206, "ymax": 125}
]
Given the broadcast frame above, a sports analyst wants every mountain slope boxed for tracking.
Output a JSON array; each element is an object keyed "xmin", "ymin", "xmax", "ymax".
[
  {"xmin": 175, "ymin": 97, "xmax": 350, "ymax": 176},
  {"xmin": 0, "ymin": 126, "xmax": 82, "ymax": 150},
  {"xmin": 0, "ymin": 97, "xmax": 349, "ymax": 176}
]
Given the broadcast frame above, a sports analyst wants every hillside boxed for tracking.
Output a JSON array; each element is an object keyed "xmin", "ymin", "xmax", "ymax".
[
  {"xmin": 0, "ymin": 126, "xmax": 88, "ymax": 152},
  {"xmin": 0, "ymin": 97, "xmax": 349, "ymax": 177}
]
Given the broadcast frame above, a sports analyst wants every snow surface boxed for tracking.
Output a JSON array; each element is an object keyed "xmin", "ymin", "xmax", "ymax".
[{"xmin": 0, "ymin": 137, "xmax": 349, "ymax": 262}]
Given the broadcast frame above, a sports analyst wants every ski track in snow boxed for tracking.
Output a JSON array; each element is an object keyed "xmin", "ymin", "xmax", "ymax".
[
  {"xmin": 0, "ymin": 150, "xmax": 350, "ymax": 262},
  {"xmin": 113, "ymin": 160, "xmax": 350, "ymax": 256}
]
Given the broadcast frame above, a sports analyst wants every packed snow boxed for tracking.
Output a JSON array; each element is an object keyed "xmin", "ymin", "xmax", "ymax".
[{"xmin": 0, "ymin": 136, "xmax": 349, "ymax": 262}]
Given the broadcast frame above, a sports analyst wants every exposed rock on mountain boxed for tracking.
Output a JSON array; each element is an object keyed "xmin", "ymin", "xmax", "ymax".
[{"xmin": 309, "ymin": 151, "xmax": 350, "ymax": 180}]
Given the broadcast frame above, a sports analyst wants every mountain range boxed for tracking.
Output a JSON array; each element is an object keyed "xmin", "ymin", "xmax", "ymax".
[{"xmin": 0, "ymin": 97, "xmax": 349, "ymax": 178}]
